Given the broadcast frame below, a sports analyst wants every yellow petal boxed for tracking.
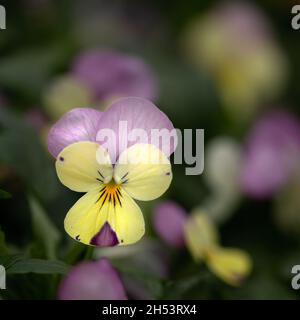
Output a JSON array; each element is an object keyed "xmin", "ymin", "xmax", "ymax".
[
  {"xmin": 56, "ymin": 141, "xmax": 113, "ymax": 192},
  {"xmin": 184, "ymin": 211, "xmax": 219, "ymax": 261},
  {"xmin": 207, "ymin": 247, "xmax": 252, "ymax": 286},
  {"xmin": 114, "ymin": 144, "xmax": 172, "ymax": 201},
  {"xmin": 64, "ymin": 187, "xmax": 145, "ymax": 246}
]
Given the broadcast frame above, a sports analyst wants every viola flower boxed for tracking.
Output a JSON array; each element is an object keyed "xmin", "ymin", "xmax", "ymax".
[
  {"xmin": 184, "ymin": 211, "xmax": 252, "ymax": 286},
  {"xmin": 58, "ymin": 258, "xmax": 127, "ymax": 300},
  {"xmin": 153, "ymin": 202, "xmax": 252, "ymax": 286},
  {"xmin": 72, "ymin": 49, "xmax": 158, "ymax": 102},
  {"xmin": 48, "ymin": 97, "xmax": 176, "ymax": 247},
  {"xmin": 241, "ymin": 110, "xmax": 300, "ymax": 198}
]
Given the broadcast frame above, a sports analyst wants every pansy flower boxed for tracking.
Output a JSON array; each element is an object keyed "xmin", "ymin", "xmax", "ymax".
[
  {"xmin": 48, "ymin": 97, "xmax": 176, "ymax": 247},
  {"xmin": 153, "ymin": 202, "xmax": 252, "ymax": 286},
  {"xmin": 184, "ymin": 211, "xmax": 252, "ymax": 286}
]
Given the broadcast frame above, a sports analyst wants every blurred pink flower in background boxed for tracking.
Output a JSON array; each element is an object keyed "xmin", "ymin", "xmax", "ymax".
[
  {"xmin": 153, "ymin": 201, "xmax": 187, "ymax": 248},
  {"xmin": 43, "ymin": 50, "xmax": 158, "ymax": 120},
  {"xmin": 241, "ymin": 110, "xmax": 300, "ymax": 198},
  {"xmin": 58, "ymin": 258, "xmax": 127, "ymax": 300},
  {"xmin": 94, "ymin": 238, "xmax": 170, "ymax": 299},
  {"xmin": 71, "ymin": 49, "xmax": 158, "ymax": 102}
]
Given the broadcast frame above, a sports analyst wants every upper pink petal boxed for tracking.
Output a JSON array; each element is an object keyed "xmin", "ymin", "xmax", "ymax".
[
  {"xmin": 47, "ymin": 107, "xmax": 103, "ymax": 158},
  {"xmin": 96, "ymin": 97, "xmax": 177, "ymax": 163}
]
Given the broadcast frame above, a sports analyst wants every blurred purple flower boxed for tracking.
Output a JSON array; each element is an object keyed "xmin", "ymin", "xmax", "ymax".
[
  {"xmin": 47, "ymin": 97, "xmax": 176, "ymax": 162},
  {"xmin": 153, "ymin": 201, "xmax": 187, "ymax": 248},
  {"xmin": 58, "ymin": 258, "xmax": 127, "ymax": 300},
  {"xmin": 241, "ymin": 110, "xmax": 300, "ymax": 198},
  {"xmin": 72, "ymin": 49, "xmax": 158, "ymax": 102}
]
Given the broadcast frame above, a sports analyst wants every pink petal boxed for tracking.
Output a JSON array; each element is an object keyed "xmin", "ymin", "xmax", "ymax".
[
  {"xmin": 96, "ymin": 97, "xmax": 177, "ymax": 163},
  {"xmin": 58, "ymin": 258, "xmax": 127, "ymax": 300},
  {"xmin": 153, "ymin": 201, "xmax": 187, "ymax": 248},
  {"xmin": 47, "ymin": 108, "xmax": 103, "ymax": 158}
]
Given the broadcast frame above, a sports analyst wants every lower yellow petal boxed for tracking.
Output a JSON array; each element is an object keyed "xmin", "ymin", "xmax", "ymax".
[
  {"xmin": 64, "ymin": 187, "xmax": 145, "ymax": 247},
  {"xmin": 207, "ymin": 247, "xmax": 252, "ymax": 286}
]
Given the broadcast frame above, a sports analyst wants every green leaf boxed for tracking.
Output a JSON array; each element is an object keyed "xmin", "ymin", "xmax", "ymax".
[
  {"xmin": 0, "ymin": 254, "xmax": 24, "ymax": 269},
  {"xmin": 28, "ymin": 195, "xmax": 61, "ymax": 260},
  {"xmin": 0, "ymin": 189, "xmax": 11, "ymax": 199},
  {"xmin": 7, "ymin": 259, "xmax": 69, "ymax": 275},
  {"xmin": 0, "ymin": 255, "xmax": 69, "ymax": 275}
]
